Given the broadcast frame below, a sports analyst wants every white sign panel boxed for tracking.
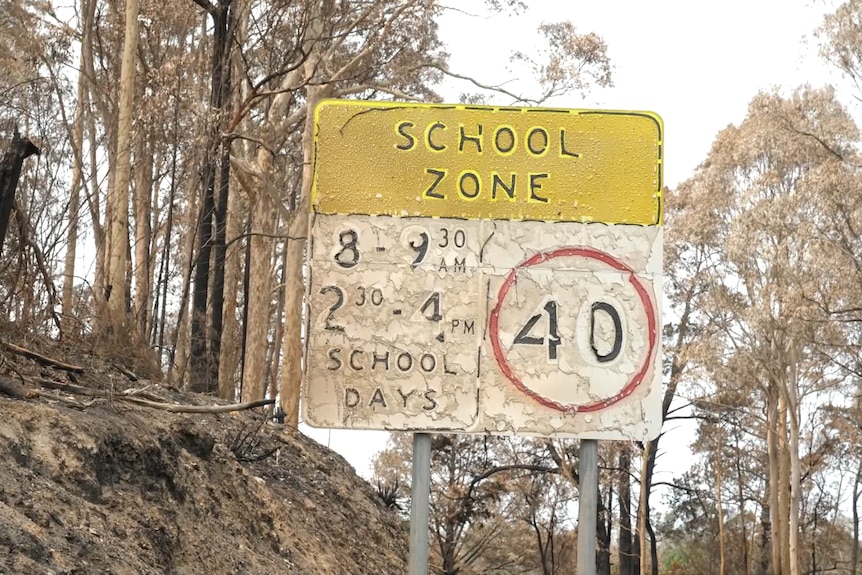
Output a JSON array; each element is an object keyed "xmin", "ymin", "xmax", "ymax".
[
  {"xmin": 302, "ymin": 100, "xmax": 664, "ymax": 439},
  {"xmin": 303, "ymin": 215, "xmax": 662, "ymax": 439}
]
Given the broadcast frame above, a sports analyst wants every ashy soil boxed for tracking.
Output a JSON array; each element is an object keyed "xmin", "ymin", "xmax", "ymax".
[{"xmin": 0, "ymin": 337, "xmax": 407, "ymax": 575}]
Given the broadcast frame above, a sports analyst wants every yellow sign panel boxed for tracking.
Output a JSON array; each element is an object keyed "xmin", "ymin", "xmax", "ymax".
[{"xmin": 311, "ymin": 100, "xmax": 663, "ymax": 225}]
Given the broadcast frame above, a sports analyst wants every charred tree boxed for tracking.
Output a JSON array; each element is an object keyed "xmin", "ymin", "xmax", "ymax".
[
  {"xmin": 618, "ymin": 446, "xmax": 634, "ymax": 575},
  {"xmin": 597, "ymin": 485, "xmax": 612, "ymax": 575},
  {"xmin": 189, "ymin": 0, "xmax": 235, "ymax": 393},
  {"xmin": 0, "ymin": 130, "xmax": 40, "ymax": 257}
]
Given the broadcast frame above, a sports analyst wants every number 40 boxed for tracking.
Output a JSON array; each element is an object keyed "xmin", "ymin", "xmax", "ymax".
[{"xmin": 513, "ymin": 300, "xmax": 623, "ymax": 363}]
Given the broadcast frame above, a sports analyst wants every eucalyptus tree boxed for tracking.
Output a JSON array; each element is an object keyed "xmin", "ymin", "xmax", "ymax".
[
  {"xmin": 0, "ymin": 1, "xmax": 74, "ymax": 333},
  {"xmin": 629, "ymin": 171, "xmax": 716, "ymax": 575},
  {"xmin": 4, "ymin": 0, "xmax": 615, "ymax": 410},
  {"xmin": 669, "ymin": 86, "xmax": 861, "ymax": 575},
  {"xmin": 373, "ymin": 433, "xmax": 581, "ymax": 575},
  {"xmin": 820, "ymin": 0, "xmax": 862, "ymax": 101},
  {"xmin": 373, "ymin": 433, "xmax": 523, "ymax": 575},
  {"xmin": 178, "ymin": 0, "xmax": 614, "ymax": 410},
  {"xmin": 102, "ymin": 0, "xmax": 138, "ymax": 338}
]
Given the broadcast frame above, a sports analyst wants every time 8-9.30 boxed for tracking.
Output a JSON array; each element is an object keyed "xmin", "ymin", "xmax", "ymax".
[{"xmin": 332, "ymin": 225, "xmax": 469, "ymax": 269}]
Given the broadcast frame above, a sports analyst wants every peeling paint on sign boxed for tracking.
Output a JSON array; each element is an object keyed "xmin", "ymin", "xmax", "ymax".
[
  {"xmin": 310, "ymin": 100, "xmax": 663, "ymax": 225},
  {"xmin": 303, "ymin": 214, "xmax": 662, "ymax": 440},
  {"xmin": 302, "ymin": 100, "xmax": 663, "ymax": 440}
]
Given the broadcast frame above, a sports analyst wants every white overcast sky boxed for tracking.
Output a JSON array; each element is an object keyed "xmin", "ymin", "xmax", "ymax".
[{"xmin": 301, "ymin": 0, "xmax": 849, "ymax": 480}]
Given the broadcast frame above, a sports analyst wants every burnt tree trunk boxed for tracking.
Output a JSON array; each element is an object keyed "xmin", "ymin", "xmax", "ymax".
[
  {"xmin": 760, "ymin": 479, "xmax": 772, "ymax": 575},
  {"xmin": 619, "ymin": 446, "xmax": 634, "ymax": 575},
  {"xmin": 189, "ymin": 0, "xmax": 235, "ymax": 392},
  {"xmin": 597, "ymin": 484, "xmax": 612, "ymax": 575},
  {"xmin": 209, "ymin": 131, "xmax": 232, "ymax": 385},
  {"xmin": 852, "ymin": 460, "xmax": 861, "ymax": 575},
  {"xmin": 208, "ymin": 0, "xmax": 236, "ymax": 389},
  {"xmin": 0, "ymin": 130, "xmax": 40, "ymax": 257},
  {"xmin": 640, "ymin": 440, "xmax": 660, "ymax": 575}
]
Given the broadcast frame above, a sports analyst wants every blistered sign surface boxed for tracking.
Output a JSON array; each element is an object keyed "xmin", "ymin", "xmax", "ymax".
[
  {"xmin": 302, "ymin": 101, "xmax": 664, "ymax": 440},
  {"xmin": 311, "ymin": 100, "xmax": 663, "ymax": 225}
]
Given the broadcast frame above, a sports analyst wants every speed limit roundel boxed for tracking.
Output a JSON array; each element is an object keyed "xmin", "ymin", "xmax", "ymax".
[{"xmin": 488, "ymin": 246, "xmax": 658, "ymax": 414}]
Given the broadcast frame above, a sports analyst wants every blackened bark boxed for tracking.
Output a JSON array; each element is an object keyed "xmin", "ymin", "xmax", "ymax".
[
  {"xmin": 238, "ymin": 215, "xmax": 252, "ymax": 395},
  {"xmin": 209, "ymin": 139, "xmax": 232, "ymax": 385},
  {"xmin": 735, "ymin": 431, "xmax": 750, "ymax": 575},
  {"xmin": 189, "ymin": 0, "xmax": 234, "ymax": 392},
  {"xmin": 619, "ymin": 446, "xmax": 633, "ymax": 575},
  {"xmin": 597, "ymin": 485, "xmax": 612, "ymax": 575},
  {"xmin": 852, "ymin": 460, "xmax": 861, "ymax": 575},
  {"xmin": 189, "ymin": 160, "xmax": 216, "ymax": 390},
  {"xmin": 0, "ymin": 130, "xmax": 40, "ymax": 257},
  {"xmin": 647, "ymin": 515, "xmax": 659, "ymax": 575},
  {"xmin": 641, "ymin": 442, "xmax": 660, "ymax": 575},
  {"xmin": 635, "ymin": 291, "xmax": 693, "ymax": 575},
  {"xmin": 209, "ymin": 0, "xmax": 236, "ymax": 389},
  {"xmin": 760, "ymin": 478, "xmax": 771, "ymax": 575}
]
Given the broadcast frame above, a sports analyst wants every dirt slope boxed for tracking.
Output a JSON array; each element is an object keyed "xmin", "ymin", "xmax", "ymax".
[{"xmin": 0, "ymin": 338, "xmax": 407, "ymax": 575}]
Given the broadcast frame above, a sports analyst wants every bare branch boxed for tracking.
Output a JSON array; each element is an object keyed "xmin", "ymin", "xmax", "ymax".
[
  {"xmin": 121, "ymin": 396, "xmax": 275, "ymax": 413},
  {"xmin": 1, "ymin": 342, "xmax": 83, "ymax": 373},
  {"xmin": 329, "ymin": 0, "xmax": 421, "ymax": 83},
  {"xmin": 418, "ymin": 63, "xmax": 533, "ymax": 104},
  {"xmin": 189, "ymin": 0, "xmax": 217, "ymax": 17},
  {"xmin": 228, "ymin": 156, "xmax": 292, "ymax": 222},
  {"xmin": 331, "ymin": 84, "xmax": 423, "ymax": 101},
  {"xmin": 36, "ymin": 378, "xmax": 275, "ymax": 413}
]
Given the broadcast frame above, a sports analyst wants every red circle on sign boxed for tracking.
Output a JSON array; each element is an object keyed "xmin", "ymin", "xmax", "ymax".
[{"xmin": 488, "ymin": 246, "xmax": 658, "ymax": 414}]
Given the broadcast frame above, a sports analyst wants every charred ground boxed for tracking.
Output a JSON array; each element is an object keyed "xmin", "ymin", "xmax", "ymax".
[{"xmin": 0, "ymin": 334, "xmax": 407, "ymax": 575}]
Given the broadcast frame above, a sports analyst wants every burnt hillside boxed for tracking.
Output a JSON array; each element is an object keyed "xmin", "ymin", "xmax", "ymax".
[{"xmin": 0, "ymin": 337, "xmax": 407, "ymax": 575}]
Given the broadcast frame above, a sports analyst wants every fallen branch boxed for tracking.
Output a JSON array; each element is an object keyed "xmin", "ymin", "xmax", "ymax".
[
  {"xmin": 38, "ymin": 379, "xmax": 98, "ymax": 396},
  {"xmin": 36, "ymin": 378, "xmax": 274, "ymax": 413},
  {"xmin": 127, "ymin": 391, "xmax": 167, "ymax": 403},
  {"xmin": 115, "ymin": 364, "xmax": 139, "ymax": 381},
  {"xmin": 0, "ymin": 375, "xmax": 33, "ymax": 399},
  {"xmin": 122, "ymin": 384, "xmax": 152, "ymax": 395},
  {"xmin": 120, "ymin": 397, "xmax": 275, "ymax": 414},
  {"xmin": 2, "ymin": 342, "xmax": 84, "ymax": 373},
  {"xmin": 121, "ymin": 385, "xmax": 165, "ymax": 402},
  {"xmin": 42, "ymin": 391, "xmax": 98, "ymax": 410}
]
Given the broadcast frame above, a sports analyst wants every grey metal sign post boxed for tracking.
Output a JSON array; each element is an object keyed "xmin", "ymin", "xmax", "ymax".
[
  {"xmin": 408, "ymin": 433, "xmax": 432, "ymax": 575},
  {"xmin": 577, "ymin": 438, "xmax": 598, "ymax": 575},
  {"xmin": 301, "ymin": 100, "xmax": 664, "ymax": 575}
]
